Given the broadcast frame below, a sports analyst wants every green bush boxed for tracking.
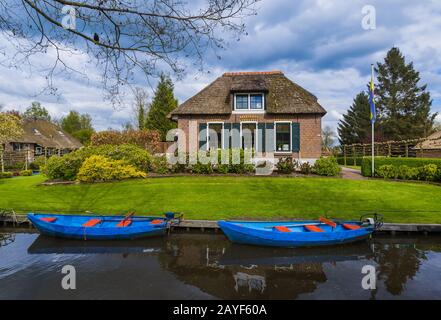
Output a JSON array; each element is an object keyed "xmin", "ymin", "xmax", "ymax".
[
  {"xmin": 41, "ymin": 144, "xmax": 152, "ymax": 180},
  {"xmin": 77, "ymin": 155, "xmax": 146, "ymax": 182},
  {"xmin": 361, "ymin": 157, "xmax": 441, "ymax": 177},
  {"xmin": 336, "ymin": 157, "xmax": 363, "ymax": 166},
  {"xmin": 29, "ymin": 156, "xmax": 47, "ymax": 170},
  {"xmin": 276, "ymin": 157, "xmax": 297, "ymax": 174},
  {"xmin": 377, "ymin": 165, "xmax": 397, "ymax": 179},
  {"xmin": 0, "ymin": 172, "xmax": 13, "ymax": 178},
  {"xmin": 313, "ymin": 157, "xmax": 341, "ymax": 176},
  {"xmin": 191, "ymin": 161, "xmax": 214, "ymax": 174},
  {"xmin": 396, "ymin": 165, "xmax": 418, "ymax": 180},
  {"xmin": 299, "ymin": 162, "xmax": 312, "ymax": 175},
  {"xmin": 151, "ymin": 155, "xmax": 170, "ymax": 174},
  {"xmin": 41, "ymin": 155, "xmax": 83, "ymax": 181},
  {"xmin": 418, "ymin": 164, "xmax": 438, "ymax": 181},
  {"xmin": 216, "ymin": 164, "xmax": 229, "ymax": 174},
  {"xmin": 19, "ymin": 170, "xmax": 33, "ymax": 176}
]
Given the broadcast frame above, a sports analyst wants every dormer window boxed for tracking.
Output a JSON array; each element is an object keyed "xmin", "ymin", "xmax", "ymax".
[
  {"xmin": 234, "ymin": 93, "xmax": 265, "ymax": 111},
  {"xmin": 33, "ymin": 128, "xmax": 41, "ymax": 135}
]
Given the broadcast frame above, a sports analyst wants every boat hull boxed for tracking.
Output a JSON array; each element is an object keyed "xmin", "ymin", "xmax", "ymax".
[
  {"xmin": 28, "ymin": 213, "xmax": 167, "ymax": 240},
  {"xmin": 218, "ymin": 220, "xmax": 374, "ymax": 248}
]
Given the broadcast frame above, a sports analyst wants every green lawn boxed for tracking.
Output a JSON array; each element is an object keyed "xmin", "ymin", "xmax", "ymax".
[{"xmin": 1, "ymin": 175, "xmax": 441, "ymax": 223}]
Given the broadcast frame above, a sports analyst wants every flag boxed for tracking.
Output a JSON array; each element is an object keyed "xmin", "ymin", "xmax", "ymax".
[{"xmin": 369, "ymin": 69, "xmax": 376, "ymax": 124}]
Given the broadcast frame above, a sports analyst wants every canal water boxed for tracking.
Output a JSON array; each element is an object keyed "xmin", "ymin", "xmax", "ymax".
[{"xmin": 1, "ymin": 230, "xmax": 440, "ymax": 299}]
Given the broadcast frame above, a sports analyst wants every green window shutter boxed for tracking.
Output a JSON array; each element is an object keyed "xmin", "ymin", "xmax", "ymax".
[
  {"xmin": 265, "ymin": 123, "xmax": 275, "ymax": 152},
  {"xmin": 223, "ymin": 123, "xmax": 231, "ymax": 149},
  {"xmin": 199, "ymin": 123, "xmax": 207, "ymax": 151},
  {"xmin": 231, "ymin": 123, "xmax": 241, "ymax": 148},
  {"xmin": 257, "ymin": 123, "xmax": 265, "ymax": 152},
  {"xmin": 292, "ymin": 122, "xmax": 300, "ymax": 152}
]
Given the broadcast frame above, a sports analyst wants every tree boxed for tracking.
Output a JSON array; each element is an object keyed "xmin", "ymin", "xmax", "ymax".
[
  {"xmin": 132, "ymin": 88, "xmax": 149, "ymax": 130},
  {"xmin": 322, "ymin": 126, "xmax": 336, "ymax": 150},
  {"xmin": 60, "ymin": 111, "xmax": 95, "ymax": 145},
  {"xmin": 338, "ymin": 92, "xmax": 375, "ymax": 145},
  {"xmin": 23, "ymin": 102, "xmax": 51, "ymax": 121},
  {"xmin": 0, "ymin": 112, "xmax": 24, "ymax": 172},
  {"xmin": 375, "ymin": 47, "xmax": 437, "ymax": 140},
  {"xmin": 0, "ymin": 1, "xmax": 258, "ymax": 104},
  {"xmin": 145, "ymin": 74, "xmax": 178, "ymax": 140}
]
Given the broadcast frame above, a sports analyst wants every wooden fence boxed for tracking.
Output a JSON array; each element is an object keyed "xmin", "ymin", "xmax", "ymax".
[{"xmin": 340, "ymin": 136, "xmax": 441, "ymax": 164}]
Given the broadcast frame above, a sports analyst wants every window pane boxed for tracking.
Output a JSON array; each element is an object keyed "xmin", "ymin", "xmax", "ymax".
[
  {"xmin": 276, "ymin": 123, "xmax": 291, "ymax": 152},
  {"xmin": 235, "ymin": 94, "xmax": 248, "ymax": 109},
  {"xmin": 208, "ymin": 124, "xmax": 223, "ymax": 150},
  {"xmin": 250, "ymin": 94, "xmax": 263, "ymax": 109},
  {"xmin": 242, "ymin": 123, "xmax": 256, "ymax": 150}
]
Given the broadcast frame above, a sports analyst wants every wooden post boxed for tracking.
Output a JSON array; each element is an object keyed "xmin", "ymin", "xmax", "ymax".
[
  {"xmin": 388, "ymin": 142, "xmax": 391, "ymax": 157},
  {"xmin": 405, "ymin": 142, "xmax": 409, "ymax": 157},
  {"xmin": 352, "ymin": 145, "xmax": 356, "ymax": 165},
  {"xmin": 343, "ymin": 145, "xmax": 347, "ymax": 166}
]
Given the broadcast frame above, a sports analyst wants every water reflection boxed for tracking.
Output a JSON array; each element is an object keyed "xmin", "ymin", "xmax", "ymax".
[
  {"xmin": 0, "ymin": 233, "xmax": 15, "ymax": 247},
  {"xmin": 2, "ymin": 232, "xmax": 441, "ymax": 299}
]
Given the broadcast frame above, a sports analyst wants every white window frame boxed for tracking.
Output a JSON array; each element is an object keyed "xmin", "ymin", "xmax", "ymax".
[
  {"xmin": 240, "ymin": 121, "xmax": 258, "ymax": 151},
  {"xmin": 233, "ymin": 93, "xmax": 265, "ymax": 113},
  {"xmin": 274, "ymin": 121, "xmax": 292, "ymax": 154},
  {"xmin": 206, "ymin": 122, "xmax": 224, "ymax": 150}
]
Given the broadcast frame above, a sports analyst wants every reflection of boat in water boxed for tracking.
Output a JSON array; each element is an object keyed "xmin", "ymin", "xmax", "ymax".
[
  {"xmin": 219, "ymin": 242, "xmax": 374, "ymax": 266},
  {"xmin": 27, "ymin": 235, "xmax": 163, "ymax": 254}
]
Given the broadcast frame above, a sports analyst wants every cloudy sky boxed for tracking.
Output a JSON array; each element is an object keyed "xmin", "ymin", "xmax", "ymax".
[{"xmin": 1, "ymin": 0, "xmax": 440, "ymax": 133}]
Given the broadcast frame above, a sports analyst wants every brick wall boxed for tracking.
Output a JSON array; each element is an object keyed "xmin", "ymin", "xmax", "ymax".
[{"xmin": 176, "ymin": 113, "xmax": 323, "ymax": 159}]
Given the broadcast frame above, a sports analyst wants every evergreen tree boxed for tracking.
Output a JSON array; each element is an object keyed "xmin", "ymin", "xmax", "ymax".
[
  {"xmin": 338, "ymin": 92, "xmax": 374, "ymax": 145},
  {"xmin": 375, "ymin": 47, "xmax": 437, "ymax": 140},
  {"xmin": 60, "ymin": 111, "xmax": 95, "ymax": 145},
  {"xmin": 23, "ymin": 101, "xmax": 51, "ymax": 121},
  {"xmin": 145, "ymin": 74, "xmax": 178, "ymax": 140}
]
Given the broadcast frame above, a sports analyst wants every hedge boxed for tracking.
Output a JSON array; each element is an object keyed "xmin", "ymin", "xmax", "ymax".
[
  {"xmin": 361, "ymin": 157, "xmax": 441, "ymax": 177},
  {"xmin": 336, "ymin": 157, "xmax": 364, "ymax": 166}
]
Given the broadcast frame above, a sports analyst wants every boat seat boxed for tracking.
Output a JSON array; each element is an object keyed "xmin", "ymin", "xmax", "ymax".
[
  {"xmin": 116, "ymin": 219, "xmax": 132, "ymax": 227},
  {"xmin": 40, "ymin": 217, "xmax": 57, "ymax": 223},
  {"xmin": 304, "ymin": 225, "xmax": 324, "ymax": 232},
  {"xmin": 82, "ymin": 219, "xmax": 102, "ymax": 227},
  {"xmin": 150, "ymin": 219, "xmax": 164, "ymax": 225},
  {"xmin": 342, "ymin": 223, "xmax": 361, "ymax": 230},
  {"xmin": 273, "ymin": 226, "xmax": 292, "ymax": 232}
]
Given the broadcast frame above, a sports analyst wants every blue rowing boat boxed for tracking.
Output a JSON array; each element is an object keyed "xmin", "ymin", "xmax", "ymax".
[
  {"xmin": 218, "ymin": 216, "xmax": 382, "ymax": 248},
  {"xmin": 27, "ymin": 213, "xmax": 172, "ymax": 240}
]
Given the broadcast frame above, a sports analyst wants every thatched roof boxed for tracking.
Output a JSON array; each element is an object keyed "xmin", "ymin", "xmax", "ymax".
[
  {"xmin": 11, "ymin": 119, "xmax": 83, "ymax": 149},
  {"xmin": 171, "ymin": 71, "xmax": 326, "ymax": 116},
  {"xmin": 415, "ymin": 131, "xmax": 441, "ymax": 150}
]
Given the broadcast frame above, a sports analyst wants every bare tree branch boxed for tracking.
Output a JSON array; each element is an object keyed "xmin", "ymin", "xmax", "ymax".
[{"xmin": 0, "ymin": 0, "xmax": 259, "ymax": 106}]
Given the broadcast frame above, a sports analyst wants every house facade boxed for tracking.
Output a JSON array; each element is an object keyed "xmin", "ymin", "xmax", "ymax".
[
  {"xmin": 170, "ymin": 71, "xmax": 326, "ymax": 162},
  {"xmin": 2, "ymin": 119, "xmax": 82, "ymax": 165}
]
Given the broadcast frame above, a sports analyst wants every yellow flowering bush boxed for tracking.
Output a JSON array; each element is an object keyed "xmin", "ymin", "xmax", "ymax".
[{"xmin": 77, "ymin": 155, "xmax": 146, "ymax": 182}]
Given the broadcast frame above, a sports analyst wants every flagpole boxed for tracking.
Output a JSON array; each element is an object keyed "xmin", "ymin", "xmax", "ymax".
[{"xmin": 371, "ymin": 64, "xmax": 375, "ymax": 177}]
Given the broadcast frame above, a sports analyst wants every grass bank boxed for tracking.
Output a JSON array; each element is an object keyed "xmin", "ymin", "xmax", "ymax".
[{"xmin": 1, "ymin": 175, "xmax": 440, "ymax": 223}]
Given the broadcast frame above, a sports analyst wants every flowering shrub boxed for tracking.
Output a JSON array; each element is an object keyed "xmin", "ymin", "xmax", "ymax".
[
  {"xmin": 77, "ymin": 155, "xmax": 146, "ymax": 182},
  {"xmin": 19, "ymin": 170, "xmax": 33, "ymax": 176}
]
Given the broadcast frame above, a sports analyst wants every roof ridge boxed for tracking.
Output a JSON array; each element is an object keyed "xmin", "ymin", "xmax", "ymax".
[{"xmin": 223, "ymin": 71, "xmax": 283, "ymax": 76}]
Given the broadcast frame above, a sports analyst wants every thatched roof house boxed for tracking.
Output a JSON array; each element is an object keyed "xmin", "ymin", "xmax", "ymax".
[
  {"xmin": 3, "ymin": 119, "xmax": 82, "ymax": 163},
  {"xmin": 170, "ymin": 71, "xmax": 326, "ymax": 161}
]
